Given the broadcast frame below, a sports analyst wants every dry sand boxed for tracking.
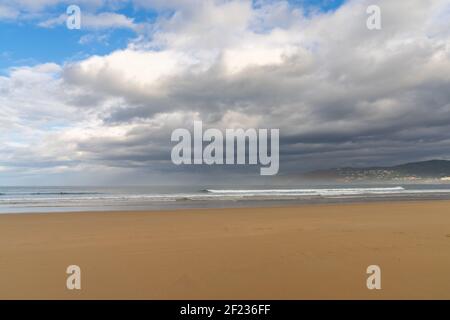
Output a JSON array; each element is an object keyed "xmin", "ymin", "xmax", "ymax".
[{"xmin": 0, "ymin": 200, "xmax": 449, "ymax": 299}]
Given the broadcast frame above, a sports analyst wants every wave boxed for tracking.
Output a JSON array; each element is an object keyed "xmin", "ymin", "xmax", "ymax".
[
  {"xmin": 3, "ymin": 187, "xmax": 450, "ymax": 208},
  {"xmin": 0, "ymin": 192, "xmax": 102, "ymax": 196},
  {"xmin": 29, "ymin": 192, "xmax": 102, "ymax": 195},
  {"xmin": 205, "ymin": 187, "xmax": 406, "ymax": 196}
]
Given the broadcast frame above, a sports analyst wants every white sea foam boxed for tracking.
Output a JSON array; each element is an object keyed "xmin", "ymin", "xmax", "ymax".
[{"xmin": 206, "ymin": 187, "xmax": 407, "ymax": 196}]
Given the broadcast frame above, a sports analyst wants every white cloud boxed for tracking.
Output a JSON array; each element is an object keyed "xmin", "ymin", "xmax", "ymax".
[
  {"xmin": 64, "ymin": 49, "xmax": 196, "ymax": 97},
  {"xmin": 0, "ymin": 4, "xmax": 19, "ymax": 19}
]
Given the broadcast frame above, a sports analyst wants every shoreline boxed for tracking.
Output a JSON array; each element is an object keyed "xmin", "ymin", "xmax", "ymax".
[
  {"xmin": 1, "ymin": 200, "xmax": 450, "ymax": 299},
  {"xmin": 3, "ymin": 194, "xmax": 450, "ymax": 215}
]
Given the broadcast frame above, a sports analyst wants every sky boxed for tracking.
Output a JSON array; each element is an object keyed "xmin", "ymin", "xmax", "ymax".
[{"xmin": 0, "ymin": 0, "xmax": 449, "ymax": 186}]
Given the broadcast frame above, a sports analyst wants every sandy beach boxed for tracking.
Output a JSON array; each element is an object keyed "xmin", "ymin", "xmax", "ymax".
[{"xmin": 0, "ymin": 200, "xmax": 449, "ymax": 300}]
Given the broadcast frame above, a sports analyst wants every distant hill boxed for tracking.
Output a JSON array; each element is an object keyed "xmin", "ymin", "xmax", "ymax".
[{"xmin": 304, "ymin": 160, "xmax": 450, "ymax": 182}]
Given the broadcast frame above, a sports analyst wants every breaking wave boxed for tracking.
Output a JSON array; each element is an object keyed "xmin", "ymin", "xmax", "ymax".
[{"xmin": 205, "ymin": 187, "xmax": 406, "ymax": 196}]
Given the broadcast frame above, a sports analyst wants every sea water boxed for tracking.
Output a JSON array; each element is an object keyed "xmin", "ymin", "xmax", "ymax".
[{"xmin": 1, "ymin": 184, "xmax": 450, "ymax": 214}]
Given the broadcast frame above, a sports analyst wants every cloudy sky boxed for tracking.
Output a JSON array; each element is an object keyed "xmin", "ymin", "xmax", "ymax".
[{"xmin": 0, "ymin": 0, "xmax": 449, "ymax": 185}]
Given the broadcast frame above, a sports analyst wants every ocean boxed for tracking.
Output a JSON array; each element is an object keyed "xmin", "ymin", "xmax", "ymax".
[{"xmin": 1, "ymin": 184, "xmax": 450, "ymax": 214}]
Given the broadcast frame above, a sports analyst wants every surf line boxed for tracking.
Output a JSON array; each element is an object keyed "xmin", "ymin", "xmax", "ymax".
[{"xmin": 171, "ymin": 121, "xmax": 279, "ymax": 176}]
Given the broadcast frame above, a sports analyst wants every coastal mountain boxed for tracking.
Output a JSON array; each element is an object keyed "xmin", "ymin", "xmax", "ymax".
[{"xmin": 304, "ymin": 160, "xmax": 450, "ymax": 182}]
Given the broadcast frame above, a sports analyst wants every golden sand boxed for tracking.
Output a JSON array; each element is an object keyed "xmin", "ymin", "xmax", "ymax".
[{"xmin": 0, "ymin": 201, "xmax": 449, "ymax": 299}]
